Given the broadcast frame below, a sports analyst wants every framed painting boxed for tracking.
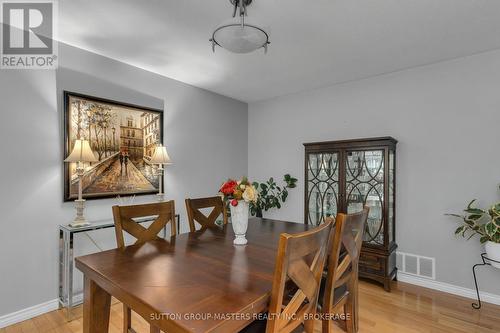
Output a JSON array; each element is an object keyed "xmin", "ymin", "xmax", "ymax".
[{"xmin": 63, "ymin": 91, "xmax": 164, "ymax": 201}]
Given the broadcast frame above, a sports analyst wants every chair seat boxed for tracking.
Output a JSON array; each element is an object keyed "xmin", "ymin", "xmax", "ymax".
[{"xmin": 239, "ymin": 318, "xmax": 304, "ymax": 333}]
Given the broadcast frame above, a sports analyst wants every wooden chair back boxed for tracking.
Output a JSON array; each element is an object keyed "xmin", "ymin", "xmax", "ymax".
[
  {"xmin": 112, "ymin": 201, "xmax": 176, "ymax": 249},
  {"xmin": 322, "ymin": 207, "xmax": 369, "ymax": 325},
  {"xmin": 266, "ymin": 218, "xmax": 333, "ymax": 333},
  {"xmin": 185, "ymin": 196, "xmax": 228, "ymax": 232}
]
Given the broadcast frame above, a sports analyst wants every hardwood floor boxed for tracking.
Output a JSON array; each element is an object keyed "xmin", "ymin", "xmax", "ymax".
[{"xmin": 2, "ymin": 280, "xmax": 500, "ymax": 333}]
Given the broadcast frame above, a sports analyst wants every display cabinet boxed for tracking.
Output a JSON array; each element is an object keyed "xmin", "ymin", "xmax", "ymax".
[{"xmin": 304, "ymin": 137, "xmax": 397, "ymax": 291}]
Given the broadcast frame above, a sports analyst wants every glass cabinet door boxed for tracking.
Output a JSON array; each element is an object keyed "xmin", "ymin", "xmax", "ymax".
[
  {"xmin": 306, "ymin": 152, "xmax": 340, "ymax": 226},
  {"xmin": 345, "ymin": 150, "xmax": 385, "ymax": 246},
  {"xmin": 388, "ymin": 149, "xmax": 395, "ymax": 243}
]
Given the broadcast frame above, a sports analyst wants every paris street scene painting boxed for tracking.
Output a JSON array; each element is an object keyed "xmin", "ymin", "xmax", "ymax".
[{"xmin": 64, "ymin": 92, "xmax": 163, "ymax": 200}]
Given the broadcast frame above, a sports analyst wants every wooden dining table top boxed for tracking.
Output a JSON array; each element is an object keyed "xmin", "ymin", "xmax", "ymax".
[{"xmin": 75, "ymin": 218, "xmax": 311, "ymax": 333}]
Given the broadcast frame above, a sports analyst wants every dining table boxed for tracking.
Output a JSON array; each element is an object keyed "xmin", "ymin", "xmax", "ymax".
[{"xmin": 75, "ymin": 217, "xmax": 311, "ymax": 333}]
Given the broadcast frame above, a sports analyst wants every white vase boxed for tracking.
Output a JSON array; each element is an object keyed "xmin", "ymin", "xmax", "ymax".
[
  {"xmin": 485, "ymin": 241, "xmax": 500, "ymax": 269},
  {"xmin": 229, "ymin": 200, "xmax": 249, "ymax": 245}
]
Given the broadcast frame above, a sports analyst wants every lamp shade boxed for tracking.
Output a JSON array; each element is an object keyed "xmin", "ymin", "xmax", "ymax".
[
  {"xmin": 150, "ymin": 146, "xmax": 172, "ymax": 165},
  {"xmin": 211, "ymin": 17, "xmax": 270, "ymax": 53},
  {"xmin": 64, "ymin": 139, "xmax": 98, "ymax": 163}
]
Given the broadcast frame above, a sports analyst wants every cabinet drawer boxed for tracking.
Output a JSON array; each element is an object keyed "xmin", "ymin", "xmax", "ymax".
[{"xmin": 359, "ymin": 252, "xmax": 383, "ymax": 272}]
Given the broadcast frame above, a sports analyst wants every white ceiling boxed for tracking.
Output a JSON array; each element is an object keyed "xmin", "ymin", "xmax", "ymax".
[{"xmin": 59, "ymin": 0, "xmax": 500, "ymax": 102}]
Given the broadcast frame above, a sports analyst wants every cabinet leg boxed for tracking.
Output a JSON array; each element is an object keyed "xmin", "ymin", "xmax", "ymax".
[{"xmin": 383, "ymin": 279, "xmax": 391, "ymax": 292}]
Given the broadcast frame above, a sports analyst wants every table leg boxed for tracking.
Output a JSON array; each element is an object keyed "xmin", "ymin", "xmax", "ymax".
[
  {"xmin": 68, "ymin": 232, "xmax": 74, "ymax": 320},
  {"xmin": 83, "ymin": 276, "xmax": 111, "ymax": 333},
  {"xmin": 61, "ymin": 229, "xmax": 73, "ymax": 320},
  {"xmin": 58, "ymin": 229, "xmax": 64, "ymax": 309}
]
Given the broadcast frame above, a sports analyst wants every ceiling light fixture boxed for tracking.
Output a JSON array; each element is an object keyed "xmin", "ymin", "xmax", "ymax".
[{"xmin": 210, "ymin": 0, "xmax": 270, "ymax": 54}]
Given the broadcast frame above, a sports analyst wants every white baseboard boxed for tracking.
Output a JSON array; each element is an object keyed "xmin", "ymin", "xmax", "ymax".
[
  {"xmin": 0, "ymin": 299, "xmax": 59, "ymax": 328},
  {"xmin": 398, "ymin": 272, "xmax": 500, "ymax": 306},
  {"xmin": 72, "ymin": 293, "xmax": 84, "ymax": 304},
  {"xmin": 0, "ymin": 293, "xmax": 84, "ymax": 329}
]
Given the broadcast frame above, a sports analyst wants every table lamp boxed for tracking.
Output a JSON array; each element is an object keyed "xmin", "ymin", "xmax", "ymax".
[
  {"xmin": 150, "ymin": 145, "xmax": 172, "ymax": 201},
  {"xmin": 64, "ymin": 139, "xmax": 98, "ymax": 227}
]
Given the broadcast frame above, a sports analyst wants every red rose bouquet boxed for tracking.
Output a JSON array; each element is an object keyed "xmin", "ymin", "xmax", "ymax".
[{"xmin": 219, "ymin": 177, "xmax": 258, "ymax": 207}]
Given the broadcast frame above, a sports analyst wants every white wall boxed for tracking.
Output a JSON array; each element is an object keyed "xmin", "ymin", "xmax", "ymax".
[
  {"xmin": 249, "ymin": 50, "xmax": 500, "ymax": 294},
  {"xmin": 0, "ymin": 43, "xmax": 247, "ymax": 317}
]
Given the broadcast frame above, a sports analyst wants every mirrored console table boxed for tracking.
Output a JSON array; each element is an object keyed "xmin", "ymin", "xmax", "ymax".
[{"xmin": 58, "ymin": 214, "xmax": 180, "ymax": 320}]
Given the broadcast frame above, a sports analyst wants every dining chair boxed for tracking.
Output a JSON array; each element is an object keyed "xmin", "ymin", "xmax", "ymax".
[
  {"xmin": 320, "ymin": 207, "xmax": 369, "ymax": 333},
  {"xmin": 185, "ymin": 196, "xmax": 228, "ymax": 232},
  {"xmin": 112, "ymin": 201, "xmax": 176, "ymax": 333},
  {"xmin": 241, "ymin": 217, "xmax": 333, "ymax": 333}
]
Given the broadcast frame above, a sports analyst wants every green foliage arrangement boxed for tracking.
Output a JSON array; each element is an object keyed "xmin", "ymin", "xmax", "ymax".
[
  {"xmin": 447, "ymin": 200, "xmax": 500, "ymax": 244},
  {"xmin": 250, "ymin": 174, "xmax": 298, "ymax": 217}
]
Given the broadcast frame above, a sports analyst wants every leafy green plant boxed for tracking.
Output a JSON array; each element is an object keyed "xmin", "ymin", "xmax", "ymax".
[
  {"xmin": 250, "ymin": 174, "xmax": 298, "ymax": 217},
  {"xmin": 447, "ymin": 200, "xmax": 500, "ymax": 244}
]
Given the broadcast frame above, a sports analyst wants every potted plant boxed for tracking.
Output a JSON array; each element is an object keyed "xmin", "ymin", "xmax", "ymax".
[
  {"xmin": 219, "ymin": 177, "xmax": 258, "ymax": 245},
  {"xmin": 250, "ymin": 174, "xmax": 298, "ymax": 218},
  {"xmin": 447, "ymin": 200, "xmax": 500, "ymax": 268}
]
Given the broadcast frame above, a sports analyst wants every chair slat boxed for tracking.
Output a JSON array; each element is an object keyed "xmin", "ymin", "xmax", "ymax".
[
  {"xmin": 112, "ymin": 201, "xmax": 176, "ymax": 249},
  {"xmin": 185, "ymin": 196, "xmax": 227, "ymax": 232}
]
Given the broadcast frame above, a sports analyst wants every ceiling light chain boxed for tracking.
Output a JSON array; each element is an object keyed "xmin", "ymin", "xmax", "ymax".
[{"xmin": 233, "ymin": 0, "xmax": 247, "ymax": 19}]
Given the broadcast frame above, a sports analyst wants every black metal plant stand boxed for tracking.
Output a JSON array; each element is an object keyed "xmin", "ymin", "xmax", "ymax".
[{"xmin": 472, "ymin": 253, "xmax": 500, "ymax": 309}]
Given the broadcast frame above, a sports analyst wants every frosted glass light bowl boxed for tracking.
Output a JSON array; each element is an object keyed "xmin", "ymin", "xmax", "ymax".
[{"xmin": 211, "ymin": 18, "xmax": 270, "ymax": 53}]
